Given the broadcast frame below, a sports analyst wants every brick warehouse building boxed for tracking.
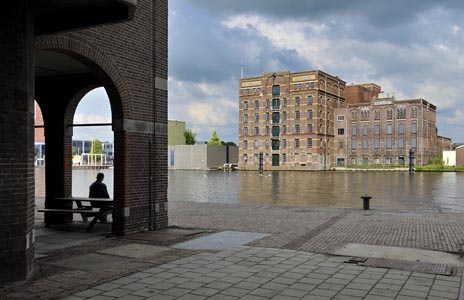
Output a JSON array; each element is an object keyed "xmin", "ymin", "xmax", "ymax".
[
  {"xmin": 0, "ymin": 0, "xmax": 168, "ymax": 285},
  {"xmin": 239, "ymin": 70, "xmax": 346, "ymax": 170},
  {"xmin": 238, "ymin": 71, "xmax": 450, "ymax": 170},
  {"xmin": 334, "ymin": 83, "xmax": 449, "ymax": 166}
]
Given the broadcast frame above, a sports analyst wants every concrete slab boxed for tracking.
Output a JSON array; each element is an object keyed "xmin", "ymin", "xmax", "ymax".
[
  {"xmin": 332, "ymin": 243, "xmax": 463, "ymax": 267},
  {"xmin": 172, "ymin": 230, "xmax": 270, "ymax": 250},
  {"xmin": 122, "ymin": 228, "xmax": 205, "ymax": 242},
  {"xmin": 50, "ymin": 253, "xmax": 131, "ymax": 272},
  {"xmin": 34, "ymin": 241, "xmax": 70, "ymax": 253},
  {"xmin": 97, "ymin": 243, "xmax": 170, "ymax": 259}
]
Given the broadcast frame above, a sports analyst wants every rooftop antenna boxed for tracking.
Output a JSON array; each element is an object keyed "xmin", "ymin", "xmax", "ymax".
[{"xmin": 240, "ymin": 61, "xmax": 244, "ymax": 79}]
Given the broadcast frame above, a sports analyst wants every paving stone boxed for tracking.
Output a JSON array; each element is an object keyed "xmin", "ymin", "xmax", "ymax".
[
  {"xmin": 177, "ymin": 281, "xmax": 205, "ymax": 290},
  {"xmin": 191, "ymin": 287, "xmax": 221, "ymax": 297},
  {"xmin": 205, "ymin": 281, "xmax": 233, "ymax": 290},
  {"xmin": 338, "ymin": 288, "xmax": 369, "ymax": 297},
  {"xmin": 207, "ymin": 294, "xmax": 238, "ymax": 300},
  {"xmin": 250, "ymin": 288, "xmax": 280, "ymax": 298},
  {"xmin": 288, "ymin": 283, "xmax": 317, "ymax": 292},
  {"xmin": 176, "ymin": 294, "xmax": 207, "ymax": 300},
  {"xmin": 402, "ymin": 283, "xmax": 431, "ymax": 292},
  {"xmin": 160, "ymin": 287, "xmax": 191, "ymax": 297},
  {"xmin": 346, "ymin": 282, "xmax": 375, "ymax": 291},
  {"xmin": 240, "ymin": 295, "xmax": 268, "ymax": 300},
  {"xmin": 74, "ymin": 289, "xmax": 102, "ymax": 298},
  {"xmin": 298, "ymin": 277, "xmax": 325, "ymax": 285},
  {"xmin": 430, "ymin": 284, "xmax": 459, "ymax": 293},
  {"xmin": 363, "ymin": 296, "xmax": 393, "ymax": 300},
  {"xmin": 428, "ymin": 289, "xmax": 460, "ymax": 299},
  {"xmin": 221, "ymin": 287, "xmax": 250, "ymax": 297},
  {"xmin": 130, "ymin": 287, "xmax": 161, "ymax": 297},
  {"xmin": 433, "ymin": 280, "xmax": 461, "ymax": 288},
  {"xmin": 115, "ymin": 295, "xmax": 144, "ymax": 300},
  {"xmin": 102, "ymin": 288, "xmax": 132, "ymax": 297},
  {"xmin": 317, "ymin": 282, "xmax": 344, "ymax": 292},
  {"xmin": 93, "ymin": 283, "xmax": 122, "ymax": 291},
  {"xmin": 308, "ymin": 288, "xmax": 338, "ymax": 298},
  {"xmin": 398, "ymin": 288, "xmax": 429, "ymax": 298},
  {"xmin": 262, "ymin": 282, "xmax": 290, "ymax": 291},
  {"xmin": 87, "ymin": 296, "xmax": 115, "ymax": 300},
  {"xmin": 120, "ymin": 282, "xmax": 149, "ymax": 291},
  {"xmin": 279, "ymin": 288, "xmax": 310, "ymax": 298},
  {"xmin": 368, "ymin": 288, "xmax": 399, "ymax": 297}
]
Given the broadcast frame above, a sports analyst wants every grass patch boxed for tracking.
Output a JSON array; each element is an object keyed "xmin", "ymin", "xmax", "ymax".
[{"xmin": 415, "ymin": 165, "xmax": 464, "ymax": 172}]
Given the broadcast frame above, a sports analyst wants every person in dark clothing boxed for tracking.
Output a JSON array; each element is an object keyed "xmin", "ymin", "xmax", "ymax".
[{"xmin": 89, "ymin": 173, "xmax": 113, "ymax": 223}]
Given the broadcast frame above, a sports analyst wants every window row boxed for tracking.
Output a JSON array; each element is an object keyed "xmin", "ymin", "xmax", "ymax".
[
  {"xmin": 351, "ymin": 107, "xmax": 419, "ymax": 121},
  {"xmin": 242, "ymin": 123, "xmax": 318, "ymax": 135},
  {"xmin": 243, "ymin": 109, "xmax": 325, "ymax": 123},
  {"xmin": 350, "ymin": 137, "xmax": 417, "ymax": 149},
  {"xmin": 242, "ymin": 138, "xmax": 316, "ymax": 149},
  {"xmin": 347, "ymin": 123, "xmax": 417, "ymax": 136}
]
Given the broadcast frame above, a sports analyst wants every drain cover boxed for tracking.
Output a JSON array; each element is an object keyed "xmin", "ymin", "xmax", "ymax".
[{"xmin": 361, "ymin": 257, "xmax": 452, "ymax": 275}]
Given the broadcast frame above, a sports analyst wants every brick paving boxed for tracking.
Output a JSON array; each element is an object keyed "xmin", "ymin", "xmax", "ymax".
[
  {"xmin": 169, "ymin": 202, "xmax": 464, "ymax": 253},
  {"xmin": 1, "ymin": 202, "xmax": 464, "ymax": 299}
]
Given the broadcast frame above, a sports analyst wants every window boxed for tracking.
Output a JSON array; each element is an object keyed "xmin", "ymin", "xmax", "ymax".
[
  {"xmin": 254, "ymin": 127, "xmax": 259, "ymax": 134},
  {"xmin": 352, "ymin": 126, "xmax": 357, "ymax": 136},
  {"xmin": 272, "ymin": 139, "xmax": 279, "ymax": 150},
  {"xmin": 411, "ymin": 137, "xmax": 417, "ymax": 148},
  {"xmin": 272, "ymin": 126, "xmax": 280, "ymax": 137},
  {"xmin": 411, "ymin": 107, "xmax": 418, "ymax": 118},
  {"xmin": 361, "ymin": 110, "xmax": 370, "ymax": 121},
  {"xmin": 254, "ymin": 154, "xmax": 259, "ymax": 162},
  {"xmin": 386, "ymin": 109, "xmax": 392, "ymax": 120},
  {"xmin": 362, "ymin": 139, "xmax": 368, "ymax": 149},
  {"xmin": 282, "ymin": 111, "xmax": 287, "ymax": 120},
  {"xmin": 386, "ymin": 157, "xmax": 392, "ymax": 165},
  {"xmin": 295, "ymin": 110, "xmax": 300, "ymax": 119},
  {"xmin": 243, "ymin": 114, "xmax": 248, "ymax": 122},
  {"xmin": 386, "ymin": 124, "xmax": 392, "ymax": 134},
  {"xmin": 295, "ymin": 124, "xmax": 300, "ymax": 133},
  {"xmin": 307, "ymin": 138, "xmax": 313, "ymax": 148},
  {"xmin": 310, "ymin": 82, "xmax": 315, "ymax": 88},
  {"xmin": 338, "ymin": 142, "xmax": 344, "ymax": 149},
  {"xmin": 307, "ymin": 95, "xmax": 313, "ymax": 105},
  {"xmin": 362, "ymin": 125, "xmax": 368, "ymax": 135},
  {"xmin": 398, "ymin": 123, "xmax": 404, "ymax": 134},
  {"xmin": 254, "ymin": 113, "xmax": 259, "ymax": 122},
  {"xmin": 272, "ymin": 112, "xmax": 279, "ymax": 123},
  {"xmin": 282, "ymin": 153, "xmax": 287, "ymax": 162},
  {"xmin": 272, "ymin": 154, "xmax": 279, "ymax": 166},
  {"xmin": 351, "ymin": 111, "xmax": 358, "ymax": 121},
  {"xmin": 307, "ymin": 110, "xmax": 314, "ymax": 119},
  {"xmin": 265, "ymin": 112, "xmax": 270, "ymax": 121},
  {"xmin": 305, "ymin": 82, "xmax": 310, "ymax": 89},
  {"xmin": 265, "ymin": 140, "xmax": 270, "ymax": 149},
  {"xmin": 272, "ymin": 85, "xmax": 280, "ymax": 97},
  {"xmin": 282, "ymin": 125, "xmax": 287, "ymax": 134},
  {"xmin": 374, "ymin": 124, "xmax": 380, "ymax": 135},
  {"xmin": 242, "ymin": 154, "xmax": 248, "ymax": 162},
  {"xmin": 265, "ymin": 153, "xmax": 270, "ymax": 162},
  {"xmin": 295, "ymin": 97, "xmax": 300, "ymax": 105},
  {"xmin": 397, "ymin": 107, "xmax": 406, "ymax": 119},
  {"xmin": 244, "ymin": 101, "xmax": 248, "ymax": 109},
  {"xmin": 266, "ymin": 99, "xmax": 270, "ymax": 107},
  {"xmin": 307, "ymin": 124, "xmax": 313, "ymax": 132},
  {"xmin": 282, "ymin": 139, "xmax": 287, "ymax": 148},
  {"xmin": 337, "ymin": 158, "xmax": 345, "ymax": 166},
  {"xmin": 272, "ymin": 98, "xmax": 280, "ymax": 110},
  {"xmin": 411, "ymin": 122, "xmax": 417, "ymax": 134},
  {"xmin": 386, "ymin": 137, "xmax": 392, "ymax": 149},
  {"xmin": 243, "ymin": 127, "xmax": 248, "ymax": 135},
  {"xmin": 254, "ymin": 140, "xmax": 259, "ymax": 148},
  {"xmin": 351, "ymin": 139, "xmax": 357, "ymax": 149},
  {"xmin": 398, "ymin": 138, "xmax": 404, "ymax": 149},
  {"xmin": 374, "ymin": 138, "xmax": 380, "ymax": 149},
  {"xmin": 295, "ymin": 139, "xmax": 300, "ymax": 148},
  {"xmin": 337, "ymin": 115, "xmax": 345, "ymax": 121},
  {"xmin": 338, "ymin": 128, "xmax": 344, "ymax": 135},
  {"xmin": 254, "ymin": 100, "xmax": 260, "ymax": 108},
  {"xmin": 243, "ymin": 140, "xmax": 248, "ymax": 149},
  {"xmin": 374, "ymin": 110, "xmax": 380, "ymax": 120},
  {"xmin": 282, "ymin": 98, "xmax": 287, "ymax": 106},
  {"xmin": 265, "ymin": 126, "xmax": 270, "ymax": 134}
]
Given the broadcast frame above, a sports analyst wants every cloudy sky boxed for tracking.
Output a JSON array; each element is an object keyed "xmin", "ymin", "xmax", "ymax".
[{"xmin": 75, "ymin": 0, "xmax": 464, "ymax": 144}]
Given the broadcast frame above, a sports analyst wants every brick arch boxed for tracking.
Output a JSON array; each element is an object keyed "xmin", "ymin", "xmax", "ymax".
[{"xmin": 35, "ymin": 35, "xmax": 132, "ymax": 123}]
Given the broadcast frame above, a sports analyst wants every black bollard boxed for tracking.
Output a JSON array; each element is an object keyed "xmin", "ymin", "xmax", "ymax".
[{"xmin": 361, "ymin": 194, "xmax": 372, "ymax": 210}]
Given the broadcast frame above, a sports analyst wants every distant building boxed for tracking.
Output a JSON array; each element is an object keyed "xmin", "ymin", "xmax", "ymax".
[
  {"xmin": 168, "ymin": 144, "xmax": 238, "ymax": 170},
  {"xmin": 168, "ymin": 120, "xmax": 186, "ymax": 145},
  {"xmin": 239, "ymin": 70, "xmax": 346, "ymax": 170},
  {"xmin": 238, "ymin": 71, "xmax": 451, "ymax": 169}
]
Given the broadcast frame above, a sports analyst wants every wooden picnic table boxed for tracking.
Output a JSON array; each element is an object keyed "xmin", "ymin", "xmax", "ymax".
[{"xmin": 37, "ymin": 197, "xmax": 113, "ymax": 231}]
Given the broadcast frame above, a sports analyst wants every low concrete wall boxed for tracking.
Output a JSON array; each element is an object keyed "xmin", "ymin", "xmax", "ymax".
[{"xmin": 168, "ymin": 145, "xmax": 238, "ymax": 170}]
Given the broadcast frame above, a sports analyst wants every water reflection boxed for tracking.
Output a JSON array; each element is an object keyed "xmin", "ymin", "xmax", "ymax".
[{"xmin": 35, "ymin": 168, "xmax": 464, "ymax": 213}]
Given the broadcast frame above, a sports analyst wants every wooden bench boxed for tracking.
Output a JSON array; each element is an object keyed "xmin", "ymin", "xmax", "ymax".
[{"xmin": 37, "ymin": 197, "xmax": 113, "ymax": 232}]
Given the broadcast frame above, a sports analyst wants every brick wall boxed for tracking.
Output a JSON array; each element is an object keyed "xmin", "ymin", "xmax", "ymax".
[{"xmin": 35, "ymin": 0, "xmax": 168, "ymax": 234}]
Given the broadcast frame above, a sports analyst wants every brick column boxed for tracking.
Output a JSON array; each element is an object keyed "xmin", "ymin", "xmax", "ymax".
[{"xmin": 0, "ymin": 1, "xmax": 35, "ymax": 284}]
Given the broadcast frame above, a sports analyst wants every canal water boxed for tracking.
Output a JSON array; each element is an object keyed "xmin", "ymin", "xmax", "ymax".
[{"xmin": 35, "ymin": 168, "xmax": 464, "ymax": 213}]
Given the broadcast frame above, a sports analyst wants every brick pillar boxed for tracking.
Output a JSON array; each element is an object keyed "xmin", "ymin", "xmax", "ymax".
[{"xmin": 0, "ymin": 1, "xmax": 35, "ymax": 284}]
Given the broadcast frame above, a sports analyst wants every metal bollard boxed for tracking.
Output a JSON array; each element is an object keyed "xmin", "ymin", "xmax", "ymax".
[{"xmin": 361, "ymin": 194, "xmax": 372, "ymax": 210}]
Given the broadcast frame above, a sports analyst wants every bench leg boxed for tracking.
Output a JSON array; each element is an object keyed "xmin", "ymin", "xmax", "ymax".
[{"xmin": 86, "ymin": 214, "xmax": 100, "ymax": 232}]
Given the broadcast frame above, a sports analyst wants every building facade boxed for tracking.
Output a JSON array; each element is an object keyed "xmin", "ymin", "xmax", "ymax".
[
  {"xmin": 334, "ymin": 84, "xmax": 441, "ymax": 166},
  {"xmin": 239, "ymin": 70, "xmax": 346, "ymax": 170},
  {"xmin": 168, "ymin": 120, "xmax": 186, "ymax": 145}
]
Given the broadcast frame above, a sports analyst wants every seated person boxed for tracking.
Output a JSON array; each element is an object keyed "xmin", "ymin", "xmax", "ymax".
[{"xmin": 89, "ymin": 172, "xmax": 113, "ymax": 223}]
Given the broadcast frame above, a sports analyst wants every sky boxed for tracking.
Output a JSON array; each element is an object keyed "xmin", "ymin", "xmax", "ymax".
[{"xmin": 76, "ymin": 0, "xmax": 464, "ymax": 144}]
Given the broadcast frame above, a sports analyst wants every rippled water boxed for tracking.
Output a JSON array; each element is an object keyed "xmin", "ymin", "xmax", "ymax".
[{"xmin": 35, "ymin": 168, "xmax": 464, "ymax": 212}]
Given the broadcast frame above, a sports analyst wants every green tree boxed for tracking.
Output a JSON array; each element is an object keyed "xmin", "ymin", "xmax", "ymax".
[
  {"xmin": 93, "ymin": 139, "xmax": 104, "ymax": 154},
  {"xmin": 208, "ymin": 130, "xmax": 222, "ymax": 145},
  {"xmin": 221, "ymin": 141, "xmax": 237, "ymax": 146},
  {"xmin": 184, "ymin": 129, "xmax": 196, "ymax": 145}
]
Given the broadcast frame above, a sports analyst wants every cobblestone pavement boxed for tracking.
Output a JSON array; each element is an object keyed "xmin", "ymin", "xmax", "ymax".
[
  {"xmin": 2, "ymin": 202, "xmax": 464, "ymax": 299},
  {"xmin": 169, "ymin": 202, "xmax": 464, "ymax": 253},
  {"xmin": 62, "ymin": 246, "xmax": 461, "ymax": 300}
]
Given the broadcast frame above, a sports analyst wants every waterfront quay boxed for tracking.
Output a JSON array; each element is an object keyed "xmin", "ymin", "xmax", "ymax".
[{"xmin": 2, "ymin": 201, "xmax": 464, "ymax": 300}]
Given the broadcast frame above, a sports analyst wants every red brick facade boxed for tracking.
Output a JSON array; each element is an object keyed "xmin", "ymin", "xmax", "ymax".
[{"xmin": 0, "ymin": 0, "xmax": 168, "ymax": 284}]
